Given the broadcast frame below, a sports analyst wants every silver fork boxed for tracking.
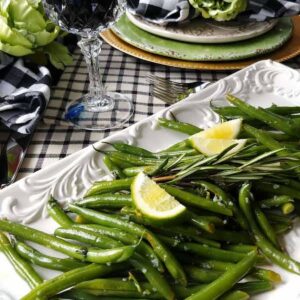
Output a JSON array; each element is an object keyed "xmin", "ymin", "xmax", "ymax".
[{"xmin": 147, "ymin": 74, "xmax": 211, "ymax": 104}]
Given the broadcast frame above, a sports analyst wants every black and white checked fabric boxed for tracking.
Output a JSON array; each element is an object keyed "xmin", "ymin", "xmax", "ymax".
[
  {"xmin": 0, "ymin": 53, "xmax": 51, "ymax": 134},
  {"xmin": 240, "ymin": 0, "xmax": 300, "ymax": 21},
  {"xmin": 127, "ymin": 0, "xmax": 300, "ymax": 23},
  {"xmin": 127, "ymin": 0, "xmax": 198, "ymax": 23},
  {"xmin": 0, "ymin": 44, "xmax": 299, "ymax": 180}
]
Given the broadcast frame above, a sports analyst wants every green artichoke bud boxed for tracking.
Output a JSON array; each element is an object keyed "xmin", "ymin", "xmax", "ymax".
[
  {"xmin": 0, "ymin": 0, "xmax": 72, "ymax": 69},
  {"xmin": 189, "ymin": 0, "xmax": 248, "ymax": 21}
]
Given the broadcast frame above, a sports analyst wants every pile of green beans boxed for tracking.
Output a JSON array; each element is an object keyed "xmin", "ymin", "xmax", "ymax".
[{"xmin": 1, "ymin": 96, "xmax": 300, "ymax": 299}]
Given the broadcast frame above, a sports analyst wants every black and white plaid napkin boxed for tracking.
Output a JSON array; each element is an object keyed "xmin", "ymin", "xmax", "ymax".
[
  {"xmin": 127, "ymin": 0, "xmax": 300, "ymax": 23},
  {"xmin": 0, "ymin": 53, "xmax": 51, "ymax": 134}
]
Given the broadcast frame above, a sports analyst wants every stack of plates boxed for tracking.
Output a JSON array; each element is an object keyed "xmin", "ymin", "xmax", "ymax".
[{"xmin": 101, "ymin": 13, "xmax": 300, "ymax": 70}]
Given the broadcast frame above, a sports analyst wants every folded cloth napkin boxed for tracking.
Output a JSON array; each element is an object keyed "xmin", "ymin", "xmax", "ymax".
[
  {"xmin": 127, "ymin": 0, "xmax": 300, "ymax": 23},
  {"xmin": 0, "ymin": 53, "xmax": 51, "ymax": 134}
]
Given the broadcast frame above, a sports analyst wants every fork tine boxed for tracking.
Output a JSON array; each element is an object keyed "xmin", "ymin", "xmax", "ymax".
[
  {"xmin": 152, "ymin": 86, "xmax": 185, "ymax": 96},
  {"xmin": 147, "ymin": 73, "xmax": 199, "ymax": 104},
  {"xmin": 152, "ymin": 91, "xmax": 178, "ymax": 104},
  {"xmin": 147, "ymin": 74, "xmax": 189, "ymax": 89},
  {"xmin": 150, "ymin": 81, "xmax": 188, "ymax": 94}
]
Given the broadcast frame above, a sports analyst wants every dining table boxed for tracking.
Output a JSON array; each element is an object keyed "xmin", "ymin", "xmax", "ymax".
[{"xmin": 1, "ymin": 41, "xmax": 300, "ymax": 183}]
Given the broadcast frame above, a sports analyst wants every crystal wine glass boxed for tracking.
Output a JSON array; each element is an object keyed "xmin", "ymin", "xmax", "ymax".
[{"xmin": 42, "ymin": 0, "xmax": 133, "ymax": 130}]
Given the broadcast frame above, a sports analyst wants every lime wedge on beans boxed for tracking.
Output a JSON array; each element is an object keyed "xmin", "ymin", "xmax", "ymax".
[{"xmin": 131, "ymin": 172, "xmax": 186, "ymax": 222}]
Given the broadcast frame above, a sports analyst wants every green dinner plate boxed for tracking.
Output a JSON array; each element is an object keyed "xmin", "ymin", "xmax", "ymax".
[{"xmin": 112, "ymin": 15, "xmax": 293, "ymax": 61}]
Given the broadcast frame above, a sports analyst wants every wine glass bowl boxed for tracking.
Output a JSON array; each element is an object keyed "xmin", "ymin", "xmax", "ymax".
[
  {"xmin": 43, "ymin": 0, "xmax": 124, "ymax": 36},
  {"xmin": 42, "ymin": 0, "xmax": 133, "ymax": 130}
]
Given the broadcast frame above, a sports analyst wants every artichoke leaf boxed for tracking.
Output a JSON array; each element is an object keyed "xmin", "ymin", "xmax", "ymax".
[
  {"xmin": 0, "ymin": 15, "xmax": 33, "ymax": 48},
  {"xmin": 9, "ymin": 0, "xmax": 47, "ymax": 32},
  {"xmin": 43, "ymin": 41, "xmax": 73, "ymax": 70},
  {"xmin": 189, "ymin": 0, "xmax": 247, "ymax": 21},
  {"xmin": 0, "ymin": 40, "xmax": 33, "ymax": 56}
]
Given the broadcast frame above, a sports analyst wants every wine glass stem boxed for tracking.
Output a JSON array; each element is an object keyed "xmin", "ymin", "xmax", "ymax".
[{"xmin": 78, "ymin": 36, "xmax": 114, "ymax": 112}]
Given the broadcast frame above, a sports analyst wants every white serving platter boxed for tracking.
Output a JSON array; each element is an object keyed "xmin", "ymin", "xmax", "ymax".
[
  {"xmin": 1, "ymin": 60, "xmax": 300, "ymax": 299},
  {"xmin": 126, "ymin": 12, "xmax": 278, "ymax": 44}
]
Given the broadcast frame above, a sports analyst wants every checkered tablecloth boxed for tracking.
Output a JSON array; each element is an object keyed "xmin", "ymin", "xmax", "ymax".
[{"xmin": 2, "ymin": 42, "xmax": 300, "ymax": 180}]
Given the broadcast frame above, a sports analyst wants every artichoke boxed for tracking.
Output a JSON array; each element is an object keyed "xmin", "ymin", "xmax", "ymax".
[
  {"xmin": 189, "ymin": 0, "xmax": 248, "ymax": 21},
  {"xmin": 0, "ymin": 0, "xmax": 72, "ymax": 69}
]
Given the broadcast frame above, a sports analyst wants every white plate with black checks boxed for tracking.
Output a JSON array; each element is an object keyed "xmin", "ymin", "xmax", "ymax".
[{"xmin": 0, "ymin": 60, "xmax": 300, "ymax": 299}]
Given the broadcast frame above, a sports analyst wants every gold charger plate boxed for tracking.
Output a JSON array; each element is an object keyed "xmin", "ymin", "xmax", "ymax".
[{"xmin": 101, "ymin": 16, "xmax": 300, "ymax": 70}]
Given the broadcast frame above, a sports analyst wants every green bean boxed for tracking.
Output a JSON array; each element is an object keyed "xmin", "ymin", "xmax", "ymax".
[
  {"xmin": 225, "ymin": 245, "xmax": 257, "ymax": 253},
  {"xmin": 72, "ymin": 224, "xmax": 140, "ymax": 244},
  {"xmin": 193, "ymin": 180, "xmax": 231, "ymax": 202},
  {"xmin": 266, "ymin": 131, "xmax": 300, "ymax": 141},
  {"xmin": 239, "ymin": 183, "xmax": 300, "ymax": 274},
  {"xmin": 152, "ymin": 225, "xmax": 221, "ymax": 248},
  {"xmin": 107, "ymin": 154, "xmax": 135, "ymax": 168},
  {"xmin": 195, "ymin": 215, "xmax": 224, "ymax": 226},
  {"xmin": 185, "ymin": 265, "xmax": 223, "ymax": 283},
  {"xmin": 198, "ymin": 260, "xmax": 235, "ymax": 271},
  {"xmin": 192, "ymin": 181, "xmax": 248, "ymax": 230},
  {"xmin": 85, "ymin": 178, "xmax": 133, "ymax": 197},
  {"xmin": 76, "ymin": 193, "xmax": 132, "ymax": 208},
  {"xmin": 220, "ymin": 290, "xmax": 249, "ymax": 300},
  {"xmin": 243, "ymin": 124, "xmax": 291, "ymax": 156},
  {"xmin": 201, "ymin": 230, "xmax": 252, "ymax": 244},
  {"xmin": 71, "ymin": 280, "xmax": 206, "ymax": 300},
  {"xmin": 158, "ymin": 118, "xmax": 202, "ymax": 135},
  {"xmin": 21, "ymin": 263, "xmax": 127, "ymax": 300},
  {"xmin": 255, "ymin": 182, "xmax": 300, "ymax": 200},
  {"xmin": 254, "ymin": 205, "xmax": 279, "ymax": 248},
  {"xmin": 0, "ymin": 219, "xmax": 134, "ymax": 264},
  {"xmin": 170, "ymin": 251, "xmax": 235, "ymax": 272},
  {"xmin": 250, "ymin": 268, "xmax": 282, "ymax": 283},
  {"xmin": 265, "ymin": 212, "xmax": 292, "ymax": 224},
  {"xmin": 54, "ymin": 227, "xmax": 122, "ymax": 249},
  {"xmin": 274, "ymin": 223, "xmax": 292, "ymax": 234},
  {"xmin": 214, "ymin": 104, "xmax": 300, "ymax": 117},
  {"xmin": 129, "ymin": 253, "xmax": 175, "ymax": 300},
  {"xmin": 47, "ymin": 196, "xmax": 73, "ymax": 227},
  {"xmin": 58, "ymin": 289, "xmax": 151, "ymax": 300},
  {"xmin": 107, "ymin": 151, "xmax": 163, "ymax": 166},
  {"xmin": 74, "ymin": 278, "xmax": 161, "ymax": 298},
  {"xmin": 260, "ymin": 195, "xmax": 294, "ymax": 208},
  {"xmin": 56, "ymin": 225, "xmax": 164, "ymax": 273},
  {"xmin": 161, "ymin": 185, "xmax": 233, "ymax": 216},
  {"xmin": 106, "ymin": 142, "xmax": 155, "ymax": 158},
  {"xmin": 162, "ymin": 139, "xmax": 191, "ymax": 152},
  {"xmin": 227, "ymin": 94, "xmax": 299, "ymax": 137},
  {"xmin": 103, "ymin": 155, "xmax": 127, "ymax": 179},
  {"xmin": 15, "ymin": 241, "xmax": 87, "ymax": 271},
  {"xmin": 212, "ymin": 106, "xmax": 251, "ymax": 120},
  {"xmin": 189, "ymin": 213, "xmax": 215, "ymax": 233},
  {"xmin": 173, "ymin": 242, "xmax": 246, "ymax": 263},
  {"xmin": 61, "ymin": 226, "xmax": 167, "ymax": 295},
  {"xmin": 123, "ymin": 166, "xmax": 158, "ymax": 177},
  {"xmin": 235, "ymin": 280, "xmax": 274, "ymax": 295},
  {"xmin": 68, "ymin": 205, "xmax": 187, "ymax": 286},
  {"xmin": 281, "ymin": 202, "xmax": 295, "ymax": 215},
  {"xmin": 0, "ymin": 232, "xmax": 43, "ymax": 288},
  {"xmin": 185, "ymin": 250, "xmax": 257, "ymax": 300}
]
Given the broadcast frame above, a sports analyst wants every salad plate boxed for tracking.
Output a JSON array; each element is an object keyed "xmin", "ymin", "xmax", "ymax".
[
  {"xmin": 112, "ymin": 15, "xmax": 292, "ymax": 61},
  {"xmin": 126, "ymin": 12, "xmax": 278, "ymax": 44},
  {"xmin": 1, "ymin": 60, "xmax": 300, "ymax": 299}
]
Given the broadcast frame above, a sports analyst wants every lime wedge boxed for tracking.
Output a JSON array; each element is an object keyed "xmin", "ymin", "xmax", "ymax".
[
  {"xmin": 190, "ymin": 138, "xmax": 247, "ymax": 156},
  {"xmin": 131, "ymin": 172, "xmax": 186, "ymax": 221},
  {"xmin": 193, "ymin": 119, "xmax": 242, "ymax": 139}
]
